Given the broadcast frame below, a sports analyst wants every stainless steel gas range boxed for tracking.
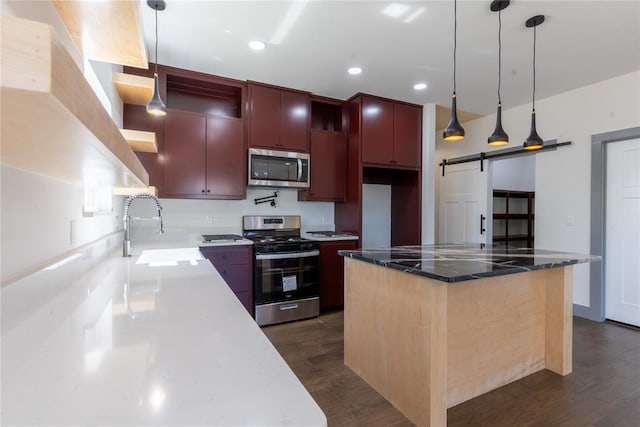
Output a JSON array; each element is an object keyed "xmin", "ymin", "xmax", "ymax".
[{"xmin": 242, "ymin": 215, "xmax": 320, "ymax": 326}]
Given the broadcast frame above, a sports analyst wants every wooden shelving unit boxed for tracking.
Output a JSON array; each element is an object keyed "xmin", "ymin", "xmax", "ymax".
[
  {"xmin": 492, "ymin": 189, "xmax": 535, "ymax": 248},
  {"xmin": 1, "ymin": 16, "xmax": 149, "ymax": 189}
]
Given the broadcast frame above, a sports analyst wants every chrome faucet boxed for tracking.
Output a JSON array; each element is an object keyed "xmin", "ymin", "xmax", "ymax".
[{"xmin": 123, "ymin": 193, "xmax": 164, "ymax": 257}]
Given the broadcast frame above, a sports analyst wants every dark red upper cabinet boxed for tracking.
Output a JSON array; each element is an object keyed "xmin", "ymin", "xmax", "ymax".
[
  {"xmin": 304, "ymin": 130, "xmax": 346, "ymax": 201},
  {"xmin": 359, "ymin": 94, "xmax": 421, "ymax": 169},
  {"xmin": 361, "ymin": 96, "xmax": 394, "ymax": 165},
  {"xmin": 248, "ymin": 84, "xmax": 280, "ymax": 149},
  {"xmin": 164, "ymin": 110, "xmax": 245, "ymax": 200},
  {"xmin": 280, "ymin": 90, "xmax": 310, "ymax": 152},
  {"xmin": 206, "ymin": 116, "xmax": 245, "ymax": 199},
  {"xmin": 393, "ymin": 103, "xmax": 422, "ymax": 168},
  {"xmin": 163, "ymin": 110, "xmax": 207, "ymax": 196},
  {"xmin": 248, "ymin": 82, "xmax": 310, "ymax": 153},
  {"xmin": 298, "ymin": 97, "xmax": 347, "ymax": 202}
]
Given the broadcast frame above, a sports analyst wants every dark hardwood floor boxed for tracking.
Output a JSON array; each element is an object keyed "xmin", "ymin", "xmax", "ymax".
[{"xmin": 262, "ymin": 311, "xmax": 640, "ymax": 427}]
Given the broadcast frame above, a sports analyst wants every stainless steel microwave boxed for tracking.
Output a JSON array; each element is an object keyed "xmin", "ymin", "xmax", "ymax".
[{"xmin": 248, "ymin": 148, "xmax": 310, "ymax": 188}]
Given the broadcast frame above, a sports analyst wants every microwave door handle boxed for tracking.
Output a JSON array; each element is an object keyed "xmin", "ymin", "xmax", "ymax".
[{"xmin": 297, "ymin": 158, "xmax": 303, "ymax": 181}]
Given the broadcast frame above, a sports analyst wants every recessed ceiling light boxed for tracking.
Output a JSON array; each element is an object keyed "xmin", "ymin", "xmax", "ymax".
[
  {"xmin": 248, "ymin": 40, "xmax": 266, "ymax": 50},
  {"xmin": 348, "ymin": 67, "xmax": 362, "ymax": 75},
  {"xmin": 414, "ymin": 82, "xmax": 428, "ymax": 90}
]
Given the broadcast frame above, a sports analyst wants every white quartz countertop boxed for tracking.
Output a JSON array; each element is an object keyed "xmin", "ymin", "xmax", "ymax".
[{"xmin": 1, "ymin": 230, "xmax": 326, "ymax": 426}]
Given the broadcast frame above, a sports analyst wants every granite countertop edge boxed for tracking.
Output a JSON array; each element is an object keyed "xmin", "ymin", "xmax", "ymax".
[{"xmin": 339, "ymin": 251, "xmax": 592, "ymax": 283}]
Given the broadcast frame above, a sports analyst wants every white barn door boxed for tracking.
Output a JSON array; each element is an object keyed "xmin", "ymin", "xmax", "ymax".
[
  {"xmin": 439, "ymin": 162, "xmax": 490, "ymax": 245},
  {"xmin": 606, "ymin": 138, "xmax": 640, "ymax": 326}
]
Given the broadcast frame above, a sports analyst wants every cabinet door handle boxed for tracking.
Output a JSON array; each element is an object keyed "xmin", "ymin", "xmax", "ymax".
[
  {"xmin": 201, "ymin": 189, "xmax": 206, "ymax": 193},
  {"xmin": 480, "ymin": 214, "xmax": 486, "ymax": 235},
  {"xmin": 206, "ymin": 189, "xmax": 211, "ymax": 193}
]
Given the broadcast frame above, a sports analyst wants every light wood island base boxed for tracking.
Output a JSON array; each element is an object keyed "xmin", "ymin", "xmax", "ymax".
[{"xmin": 344, "ymin": 257, "xmax": 573, "ymax": 427}]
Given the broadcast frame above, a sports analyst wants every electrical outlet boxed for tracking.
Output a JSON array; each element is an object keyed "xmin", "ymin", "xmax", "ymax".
[
  {"xmin": 205, "ymin": 215, "xmax": 214, "ymax": 224},
  {"xmin": 70, "ymin": 219, "xmax": 77, "ymax": 245},
  {"xmin": 114, "ymin": 214, "xmax": 120, "ymax": 231},
  {"xmin": 566, "ymin": 215, "xmax": 576, "ymax": 226}
]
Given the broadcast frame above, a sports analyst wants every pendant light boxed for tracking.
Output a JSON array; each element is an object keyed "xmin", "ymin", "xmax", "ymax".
[
  {"xmin": 443, "ymin": 0, "xmax": 465, "ymax": 142},
  {"xmin": 523, "ymin": 15, "xmax": 545, "ymax": 150},
  {"xmin": 146, "ymin": 0, "xmax": 167, "ymax": 117},
  {"xmin": 488, "ymin": 1, "xmax": 510, "ymax": 147}
]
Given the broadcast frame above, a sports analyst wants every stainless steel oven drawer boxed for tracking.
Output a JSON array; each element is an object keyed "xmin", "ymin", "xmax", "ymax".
[{"xmin": 255, "ymin": 297, "xmax": 319, "ymax": 326}]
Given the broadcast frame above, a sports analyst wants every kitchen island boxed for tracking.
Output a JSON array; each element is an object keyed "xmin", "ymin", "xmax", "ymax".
[
  {"xmin": 339, "ymin": 245, "xmax": 597, "ymax": 427},
  {"xmin": 1, "ymin": 230, "xmax": 326, "ymax": 426}
]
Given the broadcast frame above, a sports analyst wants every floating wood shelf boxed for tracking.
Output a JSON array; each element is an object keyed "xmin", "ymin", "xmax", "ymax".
[
  {"xmin": 113, "ymin": 186, "xmax": 158, "ymax": 197},
  {"xmin": 52, "ymin": 0, "xmax": 148, "ymax": 68},
  {"xmin": 113, "ymin": 72, "xmax": 154, "ymax": 105},
  {"xmin": 0, "ymin": 16, "xmax": 149, "ymax": 189},
  {"xmin": 120, "ymin": 129, "xmax": 157, "ymax": 153}
]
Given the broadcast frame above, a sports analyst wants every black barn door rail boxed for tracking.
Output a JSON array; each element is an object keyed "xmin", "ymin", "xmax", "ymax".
[{"xmin": 439, "ymin": 140, "xmax": 572, "ymax": 176}]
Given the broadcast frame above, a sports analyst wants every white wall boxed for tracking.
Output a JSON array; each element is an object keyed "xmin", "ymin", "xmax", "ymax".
[
  {"xmin": 492, "ymin": 156, "xmax": 535, "ymax": 192},
  {"xmin": 0, "ymin": 166, "xmax": 124, "ymax": 284},
  {"xmin": 435, "ymin": 70, "xmax": 640, "ymax": 307},
  {"xmin": 422, "ymin": 103, "xmax": 437, "ymax": 244},
  {"xmin": 0, "ymin": 2, "xmax": 127, "ymax": 285},
  {"xmin": 127, "ymin": 188, "xmax": 334, "ymax": 233},
  {"xmin": 362, "ymin": 184, "xmax": 391, "ymax": 248}
]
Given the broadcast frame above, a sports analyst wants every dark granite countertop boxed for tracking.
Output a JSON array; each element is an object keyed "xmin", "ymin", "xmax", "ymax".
[{"xmin": 338, "ymin": 245, "xmax": 600, "ymax": 283}]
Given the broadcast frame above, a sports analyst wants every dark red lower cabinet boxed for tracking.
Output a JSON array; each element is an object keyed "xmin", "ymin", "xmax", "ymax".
[
  {"xmin": 200, "ymin": 245, "xmax": 253, "ymax": 315},
  {"xmin": 319, "ymin": 240, "xmax": 358, "ymax": 310}
]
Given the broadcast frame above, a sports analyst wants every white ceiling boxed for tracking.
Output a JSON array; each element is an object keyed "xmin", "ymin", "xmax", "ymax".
[{"xmin": 139, "ymin": 1, "xmax": 640, "ymax": 115}]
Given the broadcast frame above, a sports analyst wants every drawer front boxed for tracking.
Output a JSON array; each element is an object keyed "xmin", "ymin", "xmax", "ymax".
[
  {"xmin": 200, "ymin": 246, "xmax": 252, "ymax": 266},
  {"xmin": 218, "ymin": 264, "xmax": 252, "ymax": 293}
]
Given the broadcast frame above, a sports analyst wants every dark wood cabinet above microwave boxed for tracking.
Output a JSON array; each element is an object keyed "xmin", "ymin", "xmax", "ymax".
[{"xmin": 247, "ymin": 82, "xmax": 310, "ymax": 153}]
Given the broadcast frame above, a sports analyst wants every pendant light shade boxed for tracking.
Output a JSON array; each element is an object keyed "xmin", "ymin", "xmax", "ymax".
[
  {"xmin": 444, "ymin": 93, "xmax": 465, "ymax": 141},
  {"xmin": 488, "ymin": 0, "xmax": 510, "ymax": 147},
  {"xmin": 147, "ymin": 73, "xmax": 166, "ymax": 116},
  {"xmin": 443, "ymin": 0, "xmax": 465, "ymax": 142},
  {"xmin": 523, "ymin": 14, "xmax": 545, "ymax": 150},
  {"xmin": 523, "ymin": 110, "xmax": 543, "ymax": 150},
  {"xmin": 146, "ymin": 0, "xmax": 166, "ymax": 117}
]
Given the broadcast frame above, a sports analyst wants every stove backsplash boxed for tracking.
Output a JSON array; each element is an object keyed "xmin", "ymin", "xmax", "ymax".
[{"xmin": 126, "ymin": 188, "xmax": 334, "ymax": 234}]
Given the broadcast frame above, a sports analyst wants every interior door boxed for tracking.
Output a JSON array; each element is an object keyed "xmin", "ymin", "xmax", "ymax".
[
  {"xmin": 606, "ymin": 138, "xmax": 640, "ymax": 326},
  {"xmin": 439, "ymin": 162, "xmax": 489, "ymax": 245}
]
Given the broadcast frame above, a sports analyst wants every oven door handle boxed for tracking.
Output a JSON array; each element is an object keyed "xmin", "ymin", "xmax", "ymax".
[{"xmin": 255, "ymin": 250, "xmax": 319, "ymax": 260}]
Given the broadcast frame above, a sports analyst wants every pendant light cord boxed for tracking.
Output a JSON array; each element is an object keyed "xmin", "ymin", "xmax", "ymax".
[
  {"xmin": 532, "ymin": 25, "xmax": 537, "ymax": 111},
  {"xmin": 497, "ymin": 10, "xmax": 502, "ymax": 104},
  {"xmin": 154, "ymin": 7, "xmax": 159, "ymax": 74},
  {"xmin": 453, "ymin": 0, "xmax": 457, "ymax": 93}
]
